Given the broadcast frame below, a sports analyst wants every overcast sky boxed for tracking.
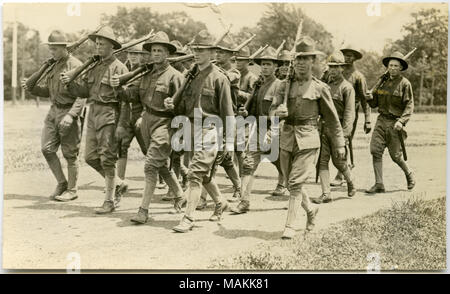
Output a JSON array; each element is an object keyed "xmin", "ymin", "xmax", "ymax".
[{"xmin": 2, "ymin": 1, "xmax": 448, "ymax": 54}]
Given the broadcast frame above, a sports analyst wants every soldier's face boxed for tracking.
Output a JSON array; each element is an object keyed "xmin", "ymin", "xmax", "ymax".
[
  {"xmin": 127, "ymin": 52, "xmax": 140, "ymax": 66},
  {"xmin": 279, "ymin": 61, "xmax": 290, "ymax": 75},
  {"xmin": 328, "ymin": 65, "xmax": 343, "ymax": 80},
  {"xmin": 343, "ymin": 52, "xmax": 355, "ymax": 64},
  {"xmin": 216, "ymin": 49, "xmax": 233, "ymax": 64},
  {"xmin": 236, "ymin": 59, "xmax": 249, "ymax": 70},
  {"xmin": 192, "ymin": 48, "xmax": 213, "ymax": 65},
  {"xmin": 140, "ymin": 53, "xmax": 151, "ymax": 64},
  {"xmin": 95, "ymin": 37, "xmax": 114, "ymax": 57},
  {"xmin": 388, "ymin": 59, "xmax": 402, "ymax": 76},
  {"xmin": 294, "ymin": 55, "xmax": 314, "ymax": 75},
  {"xmin": 48, "ymin": 45, "xmax": 67, "ymax": 60},
  {"xmin": 260, "ymin": 60, "xmax": 277, "ymax": 77},
  {"xmin": 150, "ymin": 44, "xmax": 169, "ymax": 64}
]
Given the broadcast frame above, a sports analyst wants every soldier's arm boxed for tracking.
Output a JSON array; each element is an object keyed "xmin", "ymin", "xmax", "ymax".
[
  {"xmin": 268, "ymin": 80, "xmax": 285, "ymax": 117},
  {"xmin": 342, "ymin": 85, "xmax": 356, "ymax": 138},
  {"xmin": 66, "ymin": 74, "xmax": 91, "ymax": 98},
  {"xmin": 397, "ymin": 80, "xmax": 414, "ymax": 126},
  {"xmin": 29, "ymin": 83, "xmax": 50, "ymax": 98},
  {"xmin": 218, "ymin": 77, "xmax": 235, "ymax": 136},
  {"xmin": 118, "ymin": 101, "xmax": 131, "ymax": 128},
  {"xmin": 357, "ymin": 74, "xmax": 371, "ymax": 121},
  {"xmin": 319, "ymin": 86, "xmax": 345, "ymax": 148}
]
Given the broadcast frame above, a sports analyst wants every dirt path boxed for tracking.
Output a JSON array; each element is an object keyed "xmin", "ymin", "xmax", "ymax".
[{"xmin": 2, "ymin": 145, "xmax": 446, "ymax": 270}]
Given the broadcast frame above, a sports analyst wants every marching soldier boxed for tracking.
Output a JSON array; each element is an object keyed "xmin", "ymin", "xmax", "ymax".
[
  {"xmin": 276, "ymin": 50, "xmax": 291, "ymax": 80},
  {"xmin": 230, "ymin": 46, "xmax": 284, "ymax": 214},
  {"xmin": 270, "ymin": 37, "xmax": 346, "ymax": 239},
  {"xmin": 111, "ymin": 31, "xmax": 186, "ymax": 223},
  {"xmin": 115, "ymin": 44, "xmax": 149, "ymax": 193},
  {"xmin": 313, "ymin": 51, "xmax": 356, "ymax": 204},
  {"xmin": 366, "ymin": 51, "xmax": 415, "ymax": 193},
  {"xmin": 21, "ymin": 30, "xmax": 84, "ymax": 202},
  {"xmin": 164, "ymin": 30, "xmax": 235, "ymax": 232},
  {"xmin": 213, "ymin": 36, "xmax": 243, "ymax": 201},
  {"xmin": 235, "ymin": 46, "xmax": 258, "ymax": 107},
  {"xmin": 60, "ymin": 26, "xmax": 128, "ymax": 213},
  {"xmin": 330, "ymin": 46, "xmax": 372, "ymax": 186}
]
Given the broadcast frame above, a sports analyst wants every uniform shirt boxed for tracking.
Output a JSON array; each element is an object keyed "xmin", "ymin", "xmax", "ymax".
[
  {"xmin": 219, "ymin": 62, "xmax": 241, "ymax": 113},
  {"xmin": 369, "ymin": 74, "xmax": 414, "ymax": 125},
  {"xmin": 68, "ymin": 55, "xmax": 128, "ymax": 104},
  {"xmin": 271, "ymin": 76, "xmax": 345, "ymax": 151},
  {"xmin": 327, "ymin": 76, "xmax": 355, "ymax": 138},
  {"xmin": 31, "ymin": 54, "xmax": 85, "ymax": 117},
  {"xmin": 176, "ymin": 63, "xmax": 234, "ymax": 125},
  {"xmin": 248, "ymin": 74, "xmax": 282, "ymax": 117},
  {"xmin": 120, "ymin": 63, "xmax": 144, "ymax": 127},
  {"xmin": 343, "ymin": 65, "xmax": 371, "ymax": 121},
  {"xmin": 238, "ymin": 67, "xmax": 258, "ymax": 106},
  {"xmin": 119, "ymin": 61, "xmax": 182, "ymax": 116}
]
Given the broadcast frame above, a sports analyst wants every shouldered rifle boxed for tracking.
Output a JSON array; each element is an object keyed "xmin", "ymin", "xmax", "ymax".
[
  {"xmin": 172, "ymin": 64, "xmax": 200, "ymax": 110},
  {"xmin": 248, "ymin": 44, "xmax": 268, "ymax": 65},
  {"xmin": 282, "ymin": 19, "xmax": 303, "ymax": 106},
  {"xmin": 232, "ymin": 34, "xmax": 256, "ymax": 52},
  {"xmin": 275, "ymin": 39, "xmax": 286, "ymax": 56},
  {"xmin": 213, "ymin": 25, "xmax": 232, "ymax": 47},
  {"xmin": 27, "ymin": 25, "xmax": 105, "ymax": 89},
  {"xmin": 65, "ymin": 30, "xmax": 155, "ymax": 84}
]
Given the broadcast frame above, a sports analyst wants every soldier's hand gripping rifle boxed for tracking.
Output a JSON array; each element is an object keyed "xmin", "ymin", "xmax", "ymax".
[
  {"xmin": 25, "ymin": 25, "xmax": 105, "ymax": 90},
  {"xmin": 282, "ymin": 19, "xmax": 303, "ymax": 107},
  {"xmin": 169, "ymin": 64, "xmax": 200, "ymax": 111}
]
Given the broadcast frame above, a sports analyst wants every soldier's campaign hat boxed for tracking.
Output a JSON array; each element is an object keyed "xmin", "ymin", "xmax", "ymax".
[
  {"xmin": 254, "ymin": 46, "xmax": 282, "ymax": 66},
  {"xmin": 382, "ymin": 51, "xmax": 408, "ymax": 71},
  {"xmin": 216, "ymin": 35, "xmax": 238, "ymax": 52},
  {"xmin": 340, "ymin": 46, "xmax": 363, "ymax": 60},
  {"xmin": 327, "ymin": 51, "xmax": 346, "ymax": 66},
  {"xmin": 278, "ymin": 50, "xmax": 292, "ymax": 62},
  {"xmin": 88, "ymin": 26, "xmax": 121, "ymax": 50},
  {"xmin": 235, "ymin": 46, "xmax": 251, "ymax": 60},
  {"xmin": 295, "ymin": 36, "xmax": 324, "ymax": 57},
  {"xmin": 189, "ymin": 30, "xmax": 217, "ymax": 49},
  {"xmin": 170, "ymin": 40, "xmax": 187, "ymax": 56},
  {"xmin": 44, "ymin": 30, "xmax": 70, "ymax": 46},
  {"xmin": 143, "ymin": 31, "xmax": 177, "ymax": 54},
  {"xmin": 126, "ymin": 43, "xmax": 148, "ymax": 54}
]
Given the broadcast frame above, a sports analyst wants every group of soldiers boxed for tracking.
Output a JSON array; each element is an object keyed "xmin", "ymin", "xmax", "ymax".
[{"xmin": 21, "ymin": 24, "xmax": 416, "ymax": 239}]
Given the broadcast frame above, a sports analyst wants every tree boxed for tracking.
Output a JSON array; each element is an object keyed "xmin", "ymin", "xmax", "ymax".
[{"xmin": 101, "ymin": 6, "xmax": 207, "ymax": 45}]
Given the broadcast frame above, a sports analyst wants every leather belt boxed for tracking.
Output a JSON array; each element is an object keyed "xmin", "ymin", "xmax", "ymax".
[
  {"xmin": 146, "ymin": 106, "xmax": 174, "ymax": 118},
  {"xmin": 285, "ymin": 117, "xmax": 318, "ymax": 126},
  {"xmin": 53, "ymin": 102, "xmax": 73, "ymax": 109}
]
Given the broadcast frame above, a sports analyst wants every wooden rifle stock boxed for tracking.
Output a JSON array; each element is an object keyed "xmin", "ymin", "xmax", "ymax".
[
  {"xmin": 172, "ymin": 64, "xmax": 199, "ymax": 110},
  {"xmin": 282, "ymin": 20, "xmax": 303, "ymax": 106},
  {"xmin": 25, "ymin": 58, "xmax": 56, "ymax": 89},
  {"xmin": 65, "ymin": 55, "xmax": 100, "ymax": 85},
  {"xmin": 232, "ymin": 34, "xmax": 256, "ymax": 52}
]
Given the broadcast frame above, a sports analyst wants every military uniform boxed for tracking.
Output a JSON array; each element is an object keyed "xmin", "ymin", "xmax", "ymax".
[
  {"xmin": 65, "ymin": 26, "xmax": 128, "ymax": 213},
  {"xmin": 270, "ymin": 37, "xmax": 346, "ymax": 239},
  {"xmin": 366, "ymin": 51, "xmax": 415, "ymax": 193},
  {"xmin": 26, "ymin": 30, "xmax": 85, "ymax": 201},
  {"xmin": 314, "ymin": 52, "xmax": 356, "ymax": 203},
  {"xmin": 172, "ymin": 30, "xmax": 235, "ymax": 232}
]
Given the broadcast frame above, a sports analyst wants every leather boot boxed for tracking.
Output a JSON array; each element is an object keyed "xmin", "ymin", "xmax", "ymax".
[
  {"xmin": 230, "ymin": 200, "xmax": 250, "ymax": 214},
  {"xmin": 365, "ymin": 183, "xmax": 386, "ymax": 194},
  {"xmin": 49, "ymin": 182, "xmax": 68, "ymax": 200},
  {"xmin": 282, "ymin": 195, "xmax": 301, "ymax": 239},
  {"xmin": 173, "ymin": 216, "xmax": 194, "ymax": 233},
  {"xmin": 406, "ymin": 171, "xmax": 415, "ymax": 190},
  {"xmin": 55, "ymin": 163, "xmax": 78, "ymax": 201},
  {"xmin": 342, "ymin": 168, "xmax": 356, "ymax": 197},
  {"xmin": 312, "ymin": 193, "xmax": 332, "ymax": 204},
  {"xmin": 130, "ymin": 207, "xmax": 149, "ymax": 224},
  {"xmin": 95, "ymin": 200, "xmax": 115, "ymax": 214},
  {"xmin": 209, "ymin": 201, "xmax": 229, "ymax": 222}
]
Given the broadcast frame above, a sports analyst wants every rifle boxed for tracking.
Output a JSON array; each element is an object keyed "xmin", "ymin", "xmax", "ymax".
[
  {"xmin": 248, "ymin": 44, "xmax": 269, "ymax": 65},
  {"xmin": 232, "ymin": 34, "xmax": 256, "ymax": 52},
  {"xmin": 25, "ymin": 25, "xmax": 105, "ymax": 89},
  {"xmin": 172, "ymin": 64, "xmax": 200, "ymax": 110},
  {"xmin": 282, "ymin": 19, "xmax": 303, "ymax": 106},
  {"xmin": 65, "ymin": 30, "xmax": 155, "ymax": 84},
  {"xmin": 275, "ymin": 40, "xmax": 286, "ymax": 56},
  {"xmin": 398, "ymin": 130, "xmax": 407, "ymax": 161},
  {"xmin": 213, "ymin": 24, "xmax": 232, "ymax": 47}
]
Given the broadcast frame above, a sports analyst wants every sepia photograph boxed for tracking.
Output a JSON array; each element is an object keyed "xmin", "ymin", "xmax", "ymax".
[{"xmin": 1, "ymin": 1, "xmax": 448, "ymax": 272}]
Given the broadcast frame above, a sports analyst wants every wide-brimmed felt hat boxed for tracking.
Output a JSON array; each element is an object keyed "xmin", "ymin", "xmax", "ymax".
[
  {"xmin": 143, "ymin": 31, "xmax": 177, "ymax": 54},
  {"xmin": 254, "ymin": 46, "xmax": 282, "ymax": 66},
  {"xmin": 216, "ymin": 35, "xmax": 238, "ymax": 52},
  {"xmin": 235, "ymin": 46, "xmax": 251, "ymax": 60},
  {"xmin": 126, "ymin": 43, "xmax": 148, "ymax": 54},
  {"xmin": 88, "ymin": 26, "xmax": 121, "ymax": 50},
  {"xmin": 327, "ymin": 51, "xmax": 346, "ymax": 66},
  {"xmin": 170, "ymin": 40, "xmax": 187, "ymax": 56},
  {"xmin": 382, "ymin": 51, "xmax": 408, "ymax": 71},
  {"xmin": 278, "ymin": 50, "xmax": 292, "ymax": 62},
  {"xmin": 340, "ymin": 46, "xmax": 363, "ymax": 60},
  {"xmin": 44, "ymin": 30, "xmax": 70, "ymax": 46},
  {"xmin": 295, "ymin": 36, "xmax": 324, "ymax": 57},
  {"xmin": 189, "ymin": 30, "xmax": 217, "ymax": 49}
]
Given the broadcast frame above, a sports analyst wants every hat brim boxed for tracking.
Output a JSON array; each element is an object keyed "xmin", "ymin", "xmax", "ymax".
[
  {"xmin": 127, "ymin": 50, "xmax": 149, "ymax": 54},
  {"xmin": 216, "ymin": 46, "xmax": 238, "ymax": 53},
  {"xmin": 235, "ymin": 56, "xmax": 250, "ymax": 60},
  {"xmin": 189, "ymin": 44, "xmax": 217, "ymax": 50},
  {"xmin": 295, "ymin": 51, "xmax": 324, "ymax": 57},
  {"xmin": 89, "ymin": 34, "xmax": 121, "ymax": 50},
  {"xmin": 45, "ymin": 42, "xmax": 69, "ymax": 46},
  {"xmin": 143, "ymin": 42, "xmax": 177, "ymax": 54},
  {"xmin": 254, "ymin": 57, "xmax": 282, "ymax": 66},
  {"xmin": 340, "ymin": 49, "xmax": 363, "ymax": 60},
  {"xmin": 382, "ymin": 57, "xmax": 408, "ymax": 71},
  {"xmin": 327, "ymin": 62, "xmax": 346, "ymax": 66}
]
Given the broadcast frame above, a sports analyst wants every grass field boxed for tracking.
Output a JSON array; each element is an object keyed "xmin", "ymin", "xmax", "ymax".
[
  {"xmin": 3, "ymin": 102, "xmax": 447, "ymax": 173},
  {"xmin": 211, "ymin": 196, "xmax": 446, "ymax": 270}
]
